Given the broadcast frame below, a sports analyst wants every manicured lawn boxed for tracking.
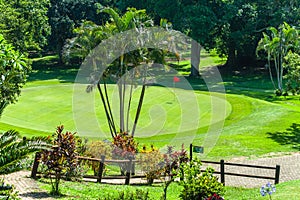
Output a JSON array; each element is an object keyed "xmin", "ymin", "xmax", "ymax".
[
  {"xmin": 0, "ymin": 83, "xmax": 231, "ymax": 139},
  {"xmin": 39, "ymin": 178, "xmax": 300, "ymax": 200},
  {"xmin": 2, "ymin": 54, "xmax": 300, "ymax": 199}
]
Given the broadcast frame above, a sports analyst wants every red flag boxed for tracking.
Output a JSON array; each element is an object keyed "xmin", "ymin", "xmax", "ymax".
[{"xmin": 173, "ymin": 76, "xmax": 180, "ymax": 83}]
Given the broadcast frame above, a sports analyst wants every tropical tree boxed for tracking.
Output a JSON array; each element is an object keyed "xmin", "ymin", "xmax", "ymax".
[
  {"xmin": 0, "ymin": 130, "xmax": 50, "ymax": 174},
  {"xmin": 47, "ymin": 0, "xmax": 113, "ymax": 62},
  {"xmin": 257, "ymin": 22, "xmax": 299, "ymax": 94},
  {"xmin": 284, "ymin": 51, "xmax": 300, "ymax": 95},
  {"xmin": 0, "ymin": 0, "xmax": 50, "ymax": 53},
  {"xmin": 0, "ymin": 34, "xmax": 30, "ymax": 116},
  {"xmin": 115, "ymin": 0, "xmax": 219, "ymax": 76},
  {"xmin": 64, "ymin": 7, "xmax": 178, "ymax": 140}
]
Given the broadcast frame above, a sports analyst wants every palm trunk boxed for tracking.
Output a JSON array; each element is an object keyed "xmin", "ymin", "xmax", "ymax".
[
  {"xmin": 97, "ymin": 82, "xmax": 115, "ymax": 138},
  {"xmin": 119, "ymin": 56, "xmax": 125, "ymax": 133},
  {"xmin": 267, "ymin": 52, "xmax": 276, "ymax": 90},
  {"xmin": 104, "ymin": 80, "xmax": 116, "ymax": 136},
  {"xmin": 126, "ymin": 80, "xmax": 134, "ymax": 133},
  {"xmin": 131, "ymin": 84, "xmax": 146, "ymax": 137}
]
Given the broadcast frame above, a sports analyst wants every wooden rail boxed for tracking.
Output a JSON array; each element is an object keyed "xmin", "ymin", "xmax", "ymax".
[
  {"xmin": 31, "ymin": 152, "xmax": 280, "ymax": 186},
  {"xmin": 31, "ymin": 153, "xmax": 140, "ymax": 185},
  {"xmin": 201, "ymin": 160, "xmax": 280, "ymax": 185}
]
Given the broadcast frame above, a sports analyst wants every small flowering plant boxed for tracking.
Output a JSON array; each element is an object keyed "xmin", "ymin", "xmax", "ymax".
[
  {"xmin": 205, "ymin": 193, "xmax": 224, "ymax": 200},
  {"xmin": 260, "ymin": 182, "xmax": 276, "ymax": 200}
]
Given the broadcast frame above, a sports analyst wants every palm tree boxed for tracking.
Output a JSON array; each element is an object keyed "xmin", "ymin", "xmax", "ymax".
[
  {"xmin": 0, "ymin": 130, "xmax": 50, "ymax": 174},
  {"xmin": 64, "ymin": 7, "xmax": 175, "ymax": 139},
  {"xmin": 257, "ymin": 22, "xmax": 298, "ymax": 94}
]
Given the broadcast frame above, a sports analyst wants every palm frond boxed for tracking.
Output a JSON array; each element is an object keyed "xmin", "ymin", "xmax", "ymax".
[
  {"xmin": 0, "ymin": 130, "xmax": 19, "ymax": 149},
  {"xmin": 0, "ymin": 130, "xmax": 51, "ymax": 174}
]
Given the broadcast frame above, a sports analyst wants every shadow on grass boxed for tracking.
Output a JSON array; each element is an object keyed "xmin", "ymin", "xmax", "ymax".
[
  {"xmin": 267, "ymin": 123, "xmax": 300, "ymax": 150},
  {"xmin": 29, "ymin": 56, "xmax": 79, "ymax": 83},
  {"xmin": 20, "ymin": 191, "xmax": 54, "ymax": 199}
]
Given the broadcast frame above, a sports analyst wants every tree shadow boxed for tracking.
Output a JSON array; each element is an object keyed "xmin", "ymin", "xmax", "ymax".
[
  {"xmin": 267, "ymin": 123, "xmax": 300, "ymax": 150},
  {"xmin": 29, "ymin": 56, "xmax": 79, "ymax": 83}
]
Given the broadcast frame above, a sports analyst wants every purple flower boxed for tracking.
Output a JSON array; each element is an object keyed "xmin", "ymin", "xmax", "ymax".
[{"xmin": 260, "ymin": 182, "xmax": 276, "ymax": 198}]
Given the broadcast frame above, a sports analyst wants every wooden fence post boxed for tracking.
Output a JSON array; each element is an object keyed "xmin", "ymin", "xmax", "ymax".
[
  {"xmin": 275, "ymin": 165, "xmax": 280, "ymax": 184},
  {"xmin": 31, "ymin": 152, "xmax": 40, "ymax": 179},
  {"xmin": 220, "ymin": 159, "xmax": 225, "ymax": 185},
  {"xmin": 97, "ymin": 155, "xmax": 105, "ymax": 183},
  {"xmin": 190, "ymin": 144, "xmax": 193, "ymax": 161},
  {"xmin": 125, "ymin": 156, "xmax": 133, "ymax": 185}
]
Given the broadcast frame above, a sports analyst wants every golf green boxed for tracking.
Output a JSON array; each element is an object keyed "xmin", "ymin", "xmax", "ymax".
[{"xmin": 0, "ymin": 83, "xmax": 231, "ymax": 138}]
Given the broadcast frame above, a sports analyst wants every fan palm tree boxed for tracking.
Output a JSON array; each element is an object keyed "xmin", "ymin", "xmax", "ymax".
[{"xmin": 0, "ymin": 130, "xmax": 50, "ymax": 174}]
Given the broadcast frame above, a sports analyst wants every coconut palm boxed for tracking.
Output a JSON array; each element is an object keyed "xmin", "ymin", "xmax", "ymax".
[{"xmin": 0, "ymin": 130, "xmax": 50, "ymax": 174}]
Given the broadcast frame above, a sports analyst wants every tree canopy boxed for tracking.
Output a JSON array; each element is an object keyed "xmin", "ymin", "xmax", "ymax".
[
  {"xmin": 0, "ymin": 34, "xmax": 30, "ymax": 116},
  {"xmin": 0, "ymin": 0, "xmax": 51, "ymax": 53}
]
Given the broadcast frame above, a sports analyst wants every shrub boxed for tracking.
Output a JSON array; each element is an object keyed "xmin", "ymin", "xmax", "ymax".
[
  {"xmin": 112, "ymin": 132, "xmax": 138, "ymax": 175},
  {"xmin": 160, "ymin": 145, "xmax": 189, "ymax": 200},
  {"xmin": 85, "ymin": 140, "xmax": 112, "ymax": 176},
  {"xmin": 138, "ymin": 145, "xmax": 164, "ymax": 184},
  {"xmin": 40, "ymin": 125, "xmax": 78, "ymax": 195},
  {"xmin": 178, "ymin": 158, "xmax": 225, "ymax": 200}
]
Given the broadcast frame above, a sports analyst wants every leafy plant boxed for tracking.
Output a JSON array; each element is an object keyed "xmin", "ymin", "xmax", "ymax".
[
  {"xmin": 257, "ymin": 22, "xmax": 299, "ymax": 93},
  {"xmin": 0, "ymin": 178, "xmax": 20, "ymax": 200},
  {"xmin": 0, "ymin": 130, "xmax": 50, "ymax": 175},
  {"xmin": 40, "ymin": 125, "xmax": 78, "ymax": 195},
  {"xmin": 0, "ymin": 34, "xmax": 30, "ymax": 116},
  {"xmin": 205, "ymin": 193, "xmax": 224, "ymax": 200},
  {"xmin": 112, "ymin": 132, "xmax": 138, "ymax": 175},
  {"xmin": 160, "ymin": 145, "xmax": 189, "ymax": 200},
  {"xmin": 178, "ymin": 158, "xmax": 225, "ymax": 200},
  {"xmin": 138, "ymin": 145, "xmax": 163, "ymax": 185},
  {"xmin": 284, "ymin": 51, "xmax": 300, "ymax": 95},
  {"xmin": 85, "ymin": 140, "xmax": 112, "ymax": 176}
]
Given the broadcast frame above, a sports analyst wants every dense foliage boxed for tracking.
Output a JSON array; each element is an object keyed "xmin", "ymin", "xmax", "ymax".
[
  {"xmin": 0, "ymin": 130, "xmax": 50, "ymax": 175},
  {"xmin": 0, "ymin": 34, "xmax": 30, "ymax": 116},
  {"xmin": 0, "ymin": 0, "xmax": 50, "ymax": 53},
  {"xmin": 117, "ymin": 0, "xmax": 300, "ymax": 69},
  {"xmin": 257, "ymin": 22, "xmax": 299, "ymax": 94},
  {"xmin": 47, "ymin": 0, "xmax": 112, "ymax": 61},
  {"xmin": 178, "ymin": 158, "xmax": 225, "ymax": 200}
]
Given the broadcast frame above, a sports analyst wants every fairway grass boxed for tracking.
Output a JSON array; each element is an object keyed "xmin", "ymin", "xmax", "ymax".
[
  {"xmin": 0, "ymin": 83, "xmax": 231, "ymax": 138},
  {"xmin": 1, "ymin": 78, "xmax": 300, "ymax": 160}
]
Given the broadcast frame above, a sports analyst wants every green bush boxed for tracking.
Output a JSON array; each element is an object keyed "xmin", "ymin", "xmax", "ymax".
[
  {"xmin": 85, "ymin": 140, "xmax": 112, "ymax": 176},
  {"xmin": 138, "ymin": 145, "xmax": 163, "ymax": 184},
  {"xmin": 178, "ymin": 158, "xmax": 225, "ymax": 200}
]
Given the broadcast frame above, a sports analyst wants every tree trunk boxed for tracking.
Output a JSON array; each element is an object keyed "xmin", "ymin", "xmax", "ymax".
[
  {"xmin": 190, "ymin": 40, "xmax": 201, "ymax": 77},
  {"xmin": 225, "ymin": 45, "xmax": 237, "ymax": 69}
]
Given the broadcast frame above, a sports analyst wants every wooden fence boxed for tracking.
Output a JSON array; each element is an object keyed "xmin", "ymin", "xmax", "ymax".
[
  {"xmin": 31, "ymin": 153, "xmax": 145, "ymax": 185},
  {"xmin": 201, "ymin": 160, "xmax": 280, "ymax": 185},
  {"xmin": 31, "ymin": 153, "xmax": 280, "ymax": 186}
]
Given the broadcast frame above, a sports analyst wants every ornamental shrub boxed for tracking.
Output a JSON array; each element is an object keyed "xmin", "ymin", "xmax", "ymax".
[
  {"xmin": 85, "ymin": 140, "xmax": 112, "ymax": 176},
  {"xmin": 178, "ymin": 158, "xmax": 225, "ymax": 200},
  {"xmin": 138, "ymin": 145, "xmax": 164, "ymax": 184},
  {"xmin": 40, "ymin": 125, "xmax": 78, "ymax": 195}
]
